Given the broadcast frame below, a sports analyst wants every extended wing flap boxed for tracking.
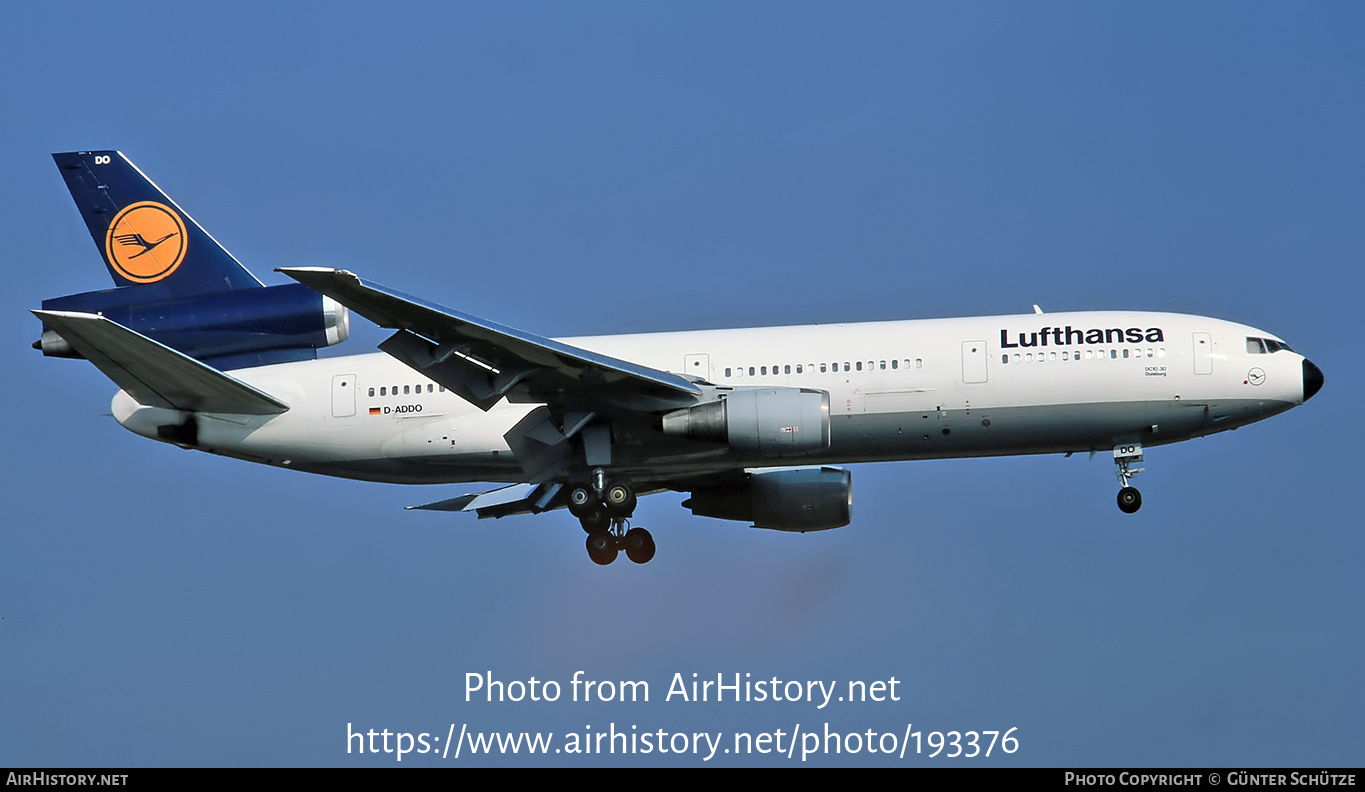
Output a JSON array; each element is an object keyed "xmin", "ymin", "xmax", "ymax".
[
  {"xmin": 278, "ymin": 267, "xmax": 701, "ymax": 412},
  {"xmin": 407, "ymin": 482, "xmax": 563, "ymax": 519},
  {"xmin": 33, "ymin": 310, "xmax": 289, "ymax": 415}
]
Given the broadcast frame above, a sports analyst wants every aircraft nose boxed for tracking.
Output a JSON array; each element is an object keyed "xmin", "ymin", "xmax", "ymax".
[{"xmin": 1302, "ymin": 359, "xmax": 1324, "ymax": 402}]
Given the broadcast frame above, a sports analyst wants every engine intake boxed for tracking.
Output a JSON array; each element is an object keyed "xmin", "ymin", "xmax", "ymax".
[{"xmin": 661, "ymin": 387, "xmax": 830, "ymax": 456}]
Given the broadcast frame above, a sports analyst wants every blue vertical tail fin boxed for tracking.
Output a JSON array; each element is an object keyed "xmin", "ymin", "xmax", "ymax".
[
  {"xmin": 52, "ymin": 151, "xmax": 263, "ymax": 296},
  {"xmin": 40, "ymin": 151, "xmax": 350, "ymax": 370}
]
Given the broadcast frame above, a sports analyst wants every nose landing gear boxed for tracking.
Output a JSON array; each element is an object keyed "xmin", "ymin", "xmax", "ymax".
[{"xmin": 1113, "ymin": 444, "xmax": 1145, "ymax": 514}]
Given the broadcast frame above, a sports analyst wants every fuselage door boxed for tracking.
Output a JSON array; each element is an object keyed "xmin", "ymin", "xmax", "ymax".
[
  {"xmin": 961, "ymin": 340, "xmax": 988, "ymax": 384},
  {"xmin": 331, "ymin": 373, "xmax": 356, "ymax": 417},
  {"xmin": 683, "ymin": 353, "xmax": 710, "ymax": 381},
  {"xmin": 1193, "ymin": 333, "xmax": 1213, "ymax": 375}
]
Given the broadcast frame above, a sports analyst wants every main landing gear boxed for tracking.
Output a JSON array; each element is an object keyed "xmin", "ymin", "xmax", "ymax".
[
  {"xmin": 566, "ymin": 475, "xmax": 655, "ymax": 565},
  {"xmin": 1113, "ymin": 443, "xmax": 1144, "ymax": 514}
]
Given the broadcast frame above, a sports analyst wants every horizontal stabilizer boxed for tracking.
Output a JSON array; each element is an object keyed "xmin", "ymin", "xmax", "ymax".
[
  {"xmin": 407, "ymin": 482, "xmax": 563, "ymax": 519},
  {"xmin": 33, "ymin": 311, "xmax": 289, "ymax": 415}
]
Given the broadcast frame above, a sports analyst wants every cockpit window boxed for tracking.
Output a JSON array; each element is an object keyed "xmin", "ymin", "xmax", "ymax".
[{"xmin": 1248, "ymin": 336, "xmax": 1294, "ymax": 354}]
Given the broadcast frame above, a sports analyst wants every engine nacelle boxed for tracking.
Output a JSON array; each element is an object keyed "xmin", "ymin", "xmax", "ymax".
[
  {"xmin": 37, "ymin": 283, "xmax": 348, "ymax": 364},
  {"xmin": 684, "ymin": 467, "xmax": 852, "ymax": 532},
  {"xmin": 661, "ymin": 387, "xmax": 830, "ymax": 456}
]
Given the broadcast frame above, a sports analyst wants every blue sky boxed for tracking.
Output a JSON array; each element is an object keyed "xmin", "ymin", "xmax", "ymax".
[{"xmin": 2, "ymin": 2, "xmax": 1360, "ymax": 766}]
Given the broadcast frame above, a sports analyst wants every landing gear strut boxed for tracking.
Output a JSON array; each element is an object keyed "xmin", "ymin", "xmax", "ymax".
[
  {"xmin": 574, "ymin": 474, "xmax": 654, "ymax": 564},
  {"xmin": 1113, "ymin": 443, "xmax": 1144, "ymax": 514}
]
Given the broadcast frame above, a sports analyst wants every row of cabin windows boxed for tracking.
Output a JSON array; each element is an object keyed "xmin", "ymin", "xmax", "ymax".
[
  {"xmin": 369, "ymin": 383, "xmax": 447, "ymax": 397},
  {"xmin": 1001, "ymin": 348, "xmax": 1166, "ymax": 364},
  {"xmin": 723, "ymin": 359, "xmax": 924, "ymax": 378}
]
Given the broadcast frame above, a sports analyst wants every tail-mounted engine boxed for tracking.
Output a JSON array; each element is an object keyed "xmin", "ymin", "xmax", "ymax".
[{"xmin": 36, "ymin": 283, "xmax": 348, "ymax": 366}]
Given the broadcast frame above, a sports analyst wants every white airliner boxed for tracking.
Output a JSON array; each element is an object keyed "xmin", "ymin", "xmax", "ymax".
[{"xmin": 35, "ymin": 151, "xmax": 1324, "ymax": 565}]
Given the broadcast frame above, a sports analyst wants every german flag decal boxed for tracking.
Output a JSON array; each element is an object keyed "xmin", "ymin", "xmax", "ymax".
[{"xmin": 369, "ymin": 407, "xmax": 382, "ymax": 415}]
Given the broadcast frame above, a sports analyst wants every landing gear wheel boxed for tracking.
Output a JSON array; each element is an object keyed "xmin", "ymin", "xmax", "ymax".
[
  {"xmin": 623, "ymin": 527, "xmax": 655, "ymax": 565},
  {"xmin": 604, "ymin": 481, "xmax": 637, "ymax": 516},
  {"xmin": 585, "ymin": 531, "xmax": 619, "ymax": 565},
  {"xmin": 566, "ymin": 484, "xmax": 598, "ymax": 518},
  {"xmin": 1117, "ymin": 486, "xmax": 1142, "ymax": 514},
  {"xmin": 578, "ymin": 506, "xmax": 611, "ymax": 534}
]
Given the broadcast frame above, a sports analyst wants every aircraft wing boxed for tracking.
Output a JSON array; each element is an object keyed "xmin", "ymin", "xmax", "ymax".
[
  {"xmin": 278, "ymin": 267, "xmax": 702, "ymax": 413},
  {"xmin": 33, "ymin": 310, "xmax": 289, "ymax": 415}
]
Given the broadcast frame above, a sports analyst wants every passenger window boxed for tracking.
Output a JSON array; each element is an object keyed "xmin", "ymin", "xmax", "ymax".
[
  {"xmin": 380, "ymin": 387, "xmax": 387, "ymax": 396},
  {"xmin": 725, "ymin": 367, "xmax": 732, "ymax": 377},
  {"xmin": 915, "ymin": 359, "xmax": 923, "ymax": 368},
  {"xmin": 1001, "ymin": 354, "xmax": 1009, "ymax": 364},
  {"xmin": 404, "ymin": 385, "xmax": 410, "ymax": 394},
  {"xmin": 844, "ymin": 362, "xmax": 850, "ymax": 372},
  {"xmin": 891, "ymin": 359, "xmax": 898, "ymax": 370},
  {"xmin": 749, "ymin": 367, "xmax": 755, "ymax": 376},
  {"xmin": 368, "ymin": 388, "xmax": 375, "ymax": 397},
  {"xmin": 1012, "ymin": 354, "xmax": 1020, "ymax": 364},
  {"xmin": 880, "ymin": 361, "xmax": 886, "ymax": 370},
  {"xmin": 796, "ymin": 365, "xmax": 802, "ymax": 374},
  {"xmin": 856, "ymin": 361, "xmax": 863, "ymax": 371},
  {"xmin": 785, "ymin": 365, "xmax": 791, "ymax": 374},
  {"xmin": 820, "ymin": 364, "xmax": 827, "ymax": 373},
  {"xmin": 1061, "ymin": 351, "xmax": 1069, "ymax": 361}
]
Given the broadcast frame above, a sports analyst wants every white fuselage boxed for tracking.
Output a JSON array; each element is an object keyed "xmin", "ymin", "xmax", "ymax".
[{"xmin": 111, "ymin": 310, "xmax": 1310, "ymax": 484}]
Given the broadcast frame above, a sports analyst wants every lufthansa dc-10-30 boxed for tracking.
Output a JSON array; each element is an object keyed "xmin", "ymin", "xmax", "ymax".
[{"xmin": 34, "ymin": 151, "xmax": 1324, "ymax": 565}]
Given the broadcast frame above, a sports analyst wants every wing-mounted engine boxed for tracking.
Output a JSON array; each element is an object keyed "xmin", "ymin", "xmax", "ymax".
[
  {"xmin": 659, "ymin": 387, "xmax": 831, "ymax": 456},
  {"xmin": 684, "ymin": 467, "xmax": 852, "ymax": 531}
]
